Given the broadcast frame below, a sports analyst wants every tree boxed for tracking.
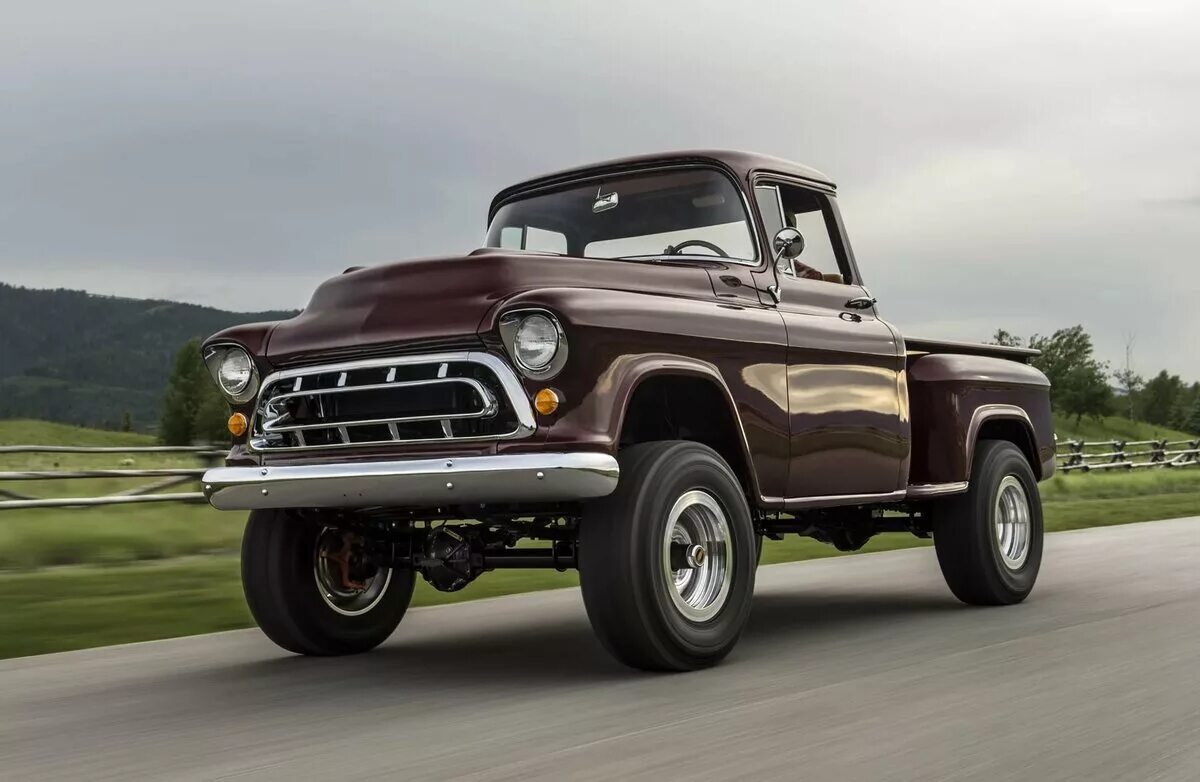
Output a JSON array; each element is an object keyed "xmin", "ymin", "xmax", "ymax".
[
  {"xmin": 1112, "ymin": 367, "xmax": 1144, "ymax": 420},
  {"xmin": 193, "ymin": 384, "xmax": 231, "ymax": 444},
  {"xmin": 989, "ymin": 329, "xmax": 1024, "ymax": 348},
  {"xmin": 120, "ymin": 411, "xmax": 133, "ymax": 432},
  {"xmin": 1186, "ymin": 394, "xmax": 1200, "ymax": 436},
  {"xmin": 159, "ymin": 338, "xmax": 234, "ymax": 445},
  {"xmin": 159, "ymin": 339, "xmax": 211, "ymax": 445},
  {"xmin": 1027, "ymin": 325, "xmax": 1112, "ymax": 426},
  {"xmin": 1170, "ymin": 382, "xmax": 1199, "ymax": 432},
  {"xmin": 1140, "ymin": 370, "xmax": 1185, "ymax": 427}
]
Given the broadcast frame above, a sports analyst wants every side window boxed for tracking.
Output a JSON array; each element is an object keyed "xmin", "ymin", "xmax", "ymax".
[
  {"xmin": 768, "ymin": 183, "xmax": 850, "ymax": 285},
  {"xmin": 754, "ymin": 185, "xmax": 785, "ymax": 240}
]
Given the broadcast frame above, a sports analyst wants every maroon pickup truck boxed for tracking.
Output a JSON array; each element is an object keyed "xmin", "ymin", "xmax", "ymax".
[{"xmin": 201, "ymin": 150, "xmax": 1054, "ymax": 671}]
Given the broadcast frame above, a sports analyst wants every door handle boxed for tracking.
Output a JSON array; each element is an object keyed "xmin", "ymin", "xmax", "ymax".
[
  {"xmin": 839, "ymin": 311, "xmax": 862, "ymax": 323},
  {"xmin": 844, "ymin": 296, "xmax": 877, "ymax": 310}
]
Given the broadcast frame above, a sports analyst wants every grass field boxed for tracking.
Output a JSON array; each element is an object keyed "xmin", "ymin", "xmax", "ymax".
[
  {"xmin": 1051, "ymin": 413, "xmax": 1195, "ymax": 444},
  {"xmin": 1, "ymin": 417, "xmax": 1198, "ymax": 658}
]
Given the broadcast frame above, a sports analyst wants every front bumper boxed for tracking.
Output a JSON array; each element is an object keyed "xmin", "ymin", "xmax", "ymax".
[{"xmin": 202, "ymin": 452, "xmax": 620, "ymax": 511}]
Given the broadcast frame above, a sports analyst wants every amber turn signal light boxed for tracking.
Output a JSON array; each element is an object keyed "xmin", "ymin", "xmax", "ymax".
[
  {"xmin": 533, "ymin": 388, "xmax": 560, "ymax": 416},
  {"xmin": 227, "ymin": 412, "xmax": 248, "ymax": 437}
]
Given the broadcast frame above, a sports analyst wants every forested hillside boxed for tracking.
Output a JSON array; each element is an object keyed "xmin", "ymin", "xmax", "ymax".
[{"xmin": 0, "ymin": 283, "xmax": 294, "ymax": 431}]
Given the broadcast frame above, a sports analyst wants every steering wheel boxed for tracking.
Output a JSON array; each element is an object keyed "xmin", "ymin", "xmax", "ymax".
[{"xmin": 665, "ymin": 239, "xmax": 729, "ymax": 258}]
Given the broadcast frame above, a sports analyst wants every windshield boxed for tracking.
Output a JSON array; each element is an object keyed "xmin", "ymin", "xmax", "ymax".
[{"xmin": 485, "ymin": 168, "xmax": 757, "ymax": 262}]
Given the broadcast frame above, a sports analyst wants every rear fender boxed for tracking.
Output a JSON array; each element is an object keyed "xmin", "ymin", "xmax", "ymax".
[{"xmin": 907, "ymin": 353, "xmax": 1054, "ymax": 486}]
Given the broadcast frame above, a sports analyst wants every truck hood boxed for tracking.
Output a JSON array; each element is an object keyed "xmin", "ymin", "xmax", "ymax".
[{"xmin": 263, "ymin": 249, "xmax": 720, "ymax": 365}]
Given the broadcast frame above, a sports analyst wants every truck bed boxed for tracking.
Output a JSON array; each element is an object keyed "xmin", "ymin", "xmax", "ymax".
[{"xmin": 904, "ymin": 336, "xmax": 1040, "ymax": 363}]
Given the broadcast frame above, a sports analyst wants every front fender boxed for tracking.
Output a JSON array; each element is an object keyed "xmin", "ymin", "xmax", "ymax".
[{"xmin": 479, "ymin": 286, "xmax": 789, "ymax": 501}]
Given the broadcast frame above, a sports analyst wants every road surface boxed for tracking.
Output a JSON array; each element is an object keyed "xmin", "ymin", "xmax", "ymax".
[{"xmin": 2, "ymin": 518, "xmax": 1198, "ymax": 781}]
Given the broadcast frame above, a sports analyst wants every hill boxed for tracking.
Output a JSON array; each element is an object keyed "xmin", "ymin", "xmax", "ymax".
[
  {"xmin": 0, "ymin": 418, "xmax": 155, "ymax": 447},
  {"xmin": 0, "ymin": 283, "xmax": 295, "ymax": 431},
  {"xmin": 1051, "ymin": 413, "xmax": 1195, "ymax": 444}
]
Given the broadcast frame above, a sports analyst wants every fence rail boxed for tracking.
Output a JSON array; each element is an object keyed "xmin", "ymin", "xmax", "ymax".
[
  {"xmin": 1056, "ymin": 439, "xmax": 1200, "ymax": 472},
  {"xmin": 2, "ymin": 434, "xmax": 1198, "ymax": 511},
  {"xmin": 0, "ymin": 445, "xmax": 224, "ymax": 510}
]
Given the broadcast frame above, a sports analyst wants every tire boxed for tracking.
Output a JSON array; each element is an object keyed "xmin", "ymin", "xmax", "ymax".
[
  {"xmin": 932, "ymin": 440, "xmax": 1044, "ymax": 605},
  {"xmin": 579, "ymin": 441, "xmax": 757, "ymax": 671},
  {"xmin": 241, "ymin": 509, "xmax": 415, "ymax": 656}
]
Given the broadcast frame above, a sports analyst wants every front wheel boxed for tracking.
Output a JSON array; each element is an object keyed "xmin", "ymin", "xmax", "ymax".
[
  {"xmin": 241, "ymin": 509, "xmax": 415, "ymax": 656},
  {"xmin": 579, "ymin": 441, "xmax": 757, "ymax": 671},
  {"xmin": 932, "ymin": 440, "xmax": 1044, "ymax": 605}
]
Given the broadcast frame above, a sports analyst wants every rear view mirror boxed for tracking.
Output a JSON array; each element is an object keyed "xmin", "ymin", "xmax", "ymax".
[{"xmin": 593, "ymin": 191, "xmax": 619, "ymax": 213}]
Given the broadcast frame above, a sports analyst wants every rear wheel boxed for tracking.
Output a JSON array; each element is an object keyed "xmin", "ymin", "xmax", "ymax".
[
  {"xmin": 241, "ymin": 509, "xmax": 415, "ymax": 655},
  {"xmin": 932, "ymin": 440, "xmax": 1044, "ymax": 605},
  {"xmin": 579, "ymin": 441, "xmax": 757, "ymax": 671}
]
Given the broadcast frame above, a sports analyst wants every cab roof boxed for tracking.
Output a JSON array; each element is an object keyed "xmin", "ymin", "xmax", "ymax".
[{"xmin": 489, "ymin": 149, "xmax": 835, "ymax": 221}]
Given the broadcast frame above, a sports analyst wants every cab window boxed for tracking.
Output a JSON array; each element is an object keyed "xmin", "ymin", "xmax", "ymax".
[
  {"xmin": 498, "ymin": 225, "xmax": 568, "ymax": 254},
  {"xmin": 757, "ymin": 183, "xmax": 850, "ymax": 284}
]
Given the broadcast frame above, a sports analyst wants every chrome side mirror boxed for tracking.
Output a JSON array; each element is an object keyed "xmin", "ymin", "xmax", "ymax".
[{"xmin": 772, "ymin": 227, "xmax": 805, "ymax": 260}]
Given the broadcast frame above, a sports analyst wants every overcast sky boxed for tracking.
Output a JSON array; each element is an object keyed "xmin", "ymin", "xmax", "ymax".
[{"xmin": 2, "ymin": 1, "xmax": 1198, "ymax": 378}]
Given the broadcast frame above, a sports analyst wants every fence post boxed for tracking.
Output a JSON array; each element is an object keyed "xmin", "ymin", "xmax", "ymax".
[{"xmin": 1066, "ymin": 440, "xmax": 1084, "ymax": 470}]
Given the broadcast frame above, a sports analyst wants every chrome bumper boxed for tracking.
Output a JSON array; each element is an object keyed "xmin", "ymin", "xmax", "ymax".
[{"xmin": 202, "ymin": 453, "xmax": 620, "ymax": 511}]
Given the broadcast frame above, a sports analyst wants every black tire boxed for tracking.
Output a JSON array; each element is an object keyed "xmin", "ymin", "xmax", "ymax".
[
  {"xmin": 579, "ymin": 441, "xmax": 757, "ymax": 671},
  {"xmin": 932, "ymin": 440, "xmax": 1044, "ymax": 605},
  {"xmin": 241, "ymin": 509, "xmax": 415, "ymax": 656}
]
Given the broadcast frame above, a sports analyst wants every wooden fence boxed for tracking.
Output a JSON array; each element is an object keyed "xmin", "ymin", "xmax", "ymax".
[
  {"xmin": 1055, "ymin": 439, "xmax": 1200, "ymax": 473},
  {"xmin": 1, "ymin": 435, "xmax": 1198, "ymax": 511},
  {"xmin": 0, "ymin": 445, "xmax": 224, "ymax": 510}
]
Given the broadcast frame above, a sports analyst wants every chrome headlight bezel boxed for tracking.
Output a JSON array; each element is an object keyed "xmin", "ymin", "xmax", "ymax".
[
  {"xmin": 203, "ymin": 344, "xmax": 260, "ymax": 404},
  {"xmin": 499, "ymin": 309, "xmax": 568, "ymax": 380}
]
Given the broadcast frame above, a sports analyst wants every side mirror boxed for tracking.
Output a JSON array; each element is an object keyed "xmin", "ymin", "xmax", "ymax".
[{"xmin": 772, "ymin": 227, "xmax": 805, "ymax": 260}]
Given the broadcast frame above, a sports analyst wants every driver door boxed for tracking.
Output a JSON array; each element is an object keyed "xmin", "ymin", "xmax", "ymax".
[{"xmin": 754, "ymin": 180, "xmax": 908, "ymax": 500}]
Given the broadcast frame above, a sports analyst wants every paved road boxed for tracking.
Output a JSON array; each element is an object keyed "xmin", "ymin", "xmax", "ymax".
[{"xmin": 2, "ymin": 518, "xmax": 1198, "ymax": 781}]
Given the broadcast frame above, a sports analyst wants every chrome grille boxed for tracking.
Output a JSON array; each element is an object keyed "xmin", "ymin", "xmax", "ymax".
[{"xmin": 249, "ymin": 352, "xmax": 535, "ymax": 452}]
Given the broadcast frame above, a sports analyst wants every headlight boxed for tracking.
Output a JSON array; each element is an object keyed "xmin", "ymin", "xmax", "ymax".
[
  {"xmin": 513, "ymin": 314, "xmax": 560, "ymax": 370},
  {"xmin": 218, "ymin": 349, "xmax": 253, "ymax": 395},
  {"xmin": 500, "ymin": 310, "xmax": 568, "ymax": 379},
  {"xmin": 204, "ymin": 345, "xmax": 259, "ymax": 403}
]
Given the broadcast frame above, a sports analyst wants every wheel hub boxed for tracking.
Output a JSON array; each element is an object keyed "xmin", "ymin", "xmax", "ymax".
[
  {"xmin": 994, "ymin": 475, "xmax": 1031, "ymax": 570},
  {"xmin": 662, "ymin": 490, "xmax": 732, "ymax": 623},
  {"xmin": 313, "ymin": 528, "xmax": 393, "ymax": 616}
]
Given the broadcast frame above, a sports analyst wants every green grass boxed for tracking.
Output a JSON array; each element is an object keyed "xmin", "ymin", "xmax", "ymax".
[
  {"xmin": 0, "ymin": 504, "xmax": 243, "ymax": 570},
  {"xmin": 1052, "ymin": 413, "xmax": 1194, "ymax": 444},
  {"xmin": 0, "ymin": 418, "xmax": 237, "ymax": 569},
  {"xmin": 0, "ymin": 418, "xmax": 156, "ymax": 447},
  {"xmin": 1041, "ymin": 467, "xmax": 1200, "ymax": 500}
]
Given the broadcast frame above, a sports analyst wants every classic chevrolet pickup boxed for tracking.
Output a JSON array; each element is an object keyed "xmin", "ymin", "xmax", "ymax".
[{"xmin": 201, "ymin": 150, "xmax": 1054, "ymax": 671}]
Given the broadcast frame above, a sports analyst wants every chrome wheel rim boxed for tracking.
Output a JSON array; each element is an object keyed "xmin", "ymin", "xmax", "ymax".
[
  {"xmin": 661, "ymin": 490, "xmax": 733, "ymax": 623},
  {"xmin": 313, "ymin": 528, "xmax": 392, "ymax": 617},
  {"xmin": 994, "ymin": 476, "xmax": 1031, "ymax": 570}
]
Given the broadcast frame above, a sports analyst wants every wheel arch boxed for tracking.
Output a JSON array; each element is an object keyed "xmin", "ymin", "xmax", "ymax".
[
  {"xmin": 967, "ymin": 405, "xmax": 1044, "ymax": 480},
  {"xmin": 614, "ymin": 360, "xmax": 761, "ymax": 503}
]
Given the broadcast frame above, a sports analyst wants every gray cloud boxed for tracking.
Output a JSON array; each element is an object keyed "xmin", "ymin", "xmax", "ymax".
[{"xmin": 2, "ymin": 0, "xmax": 1198, "ymax": 379}]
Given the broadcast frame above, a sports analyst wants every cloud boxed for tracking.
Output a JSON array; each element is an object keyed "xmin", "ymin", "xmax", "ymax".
[{"xmin": 1, "ymin": 0, "xmax": 1198, "ymax": 379}]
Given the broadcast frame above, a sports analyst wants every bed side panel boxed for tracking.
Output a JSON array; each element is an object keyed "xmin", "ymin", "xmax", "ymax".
[{"xmin": 908, "ymin": 354, "xmax": 1054, "ymax": 484}]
